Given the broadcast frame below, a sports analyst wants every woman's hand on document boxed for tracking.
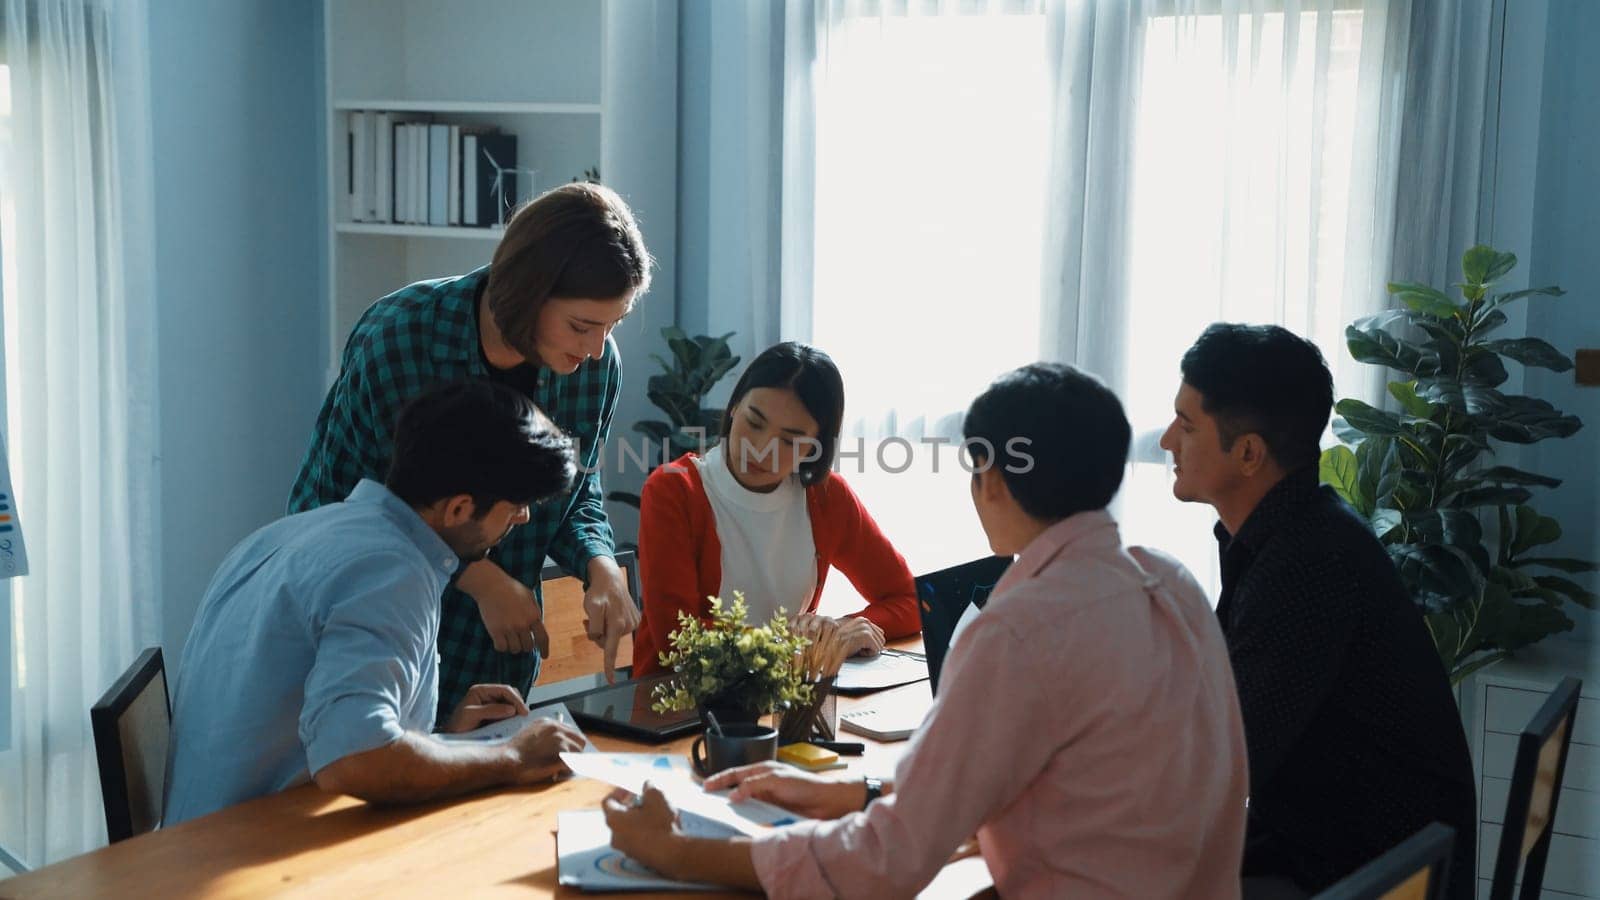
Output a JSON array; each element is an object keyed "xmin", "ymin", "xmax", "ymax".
[
  {"xmin": 705, "ymin": 762, "xmax": 867, "ymax": 820},
  {"xmin": 508, "ymin": 719, "xmax": 586, "ymax": 784}
]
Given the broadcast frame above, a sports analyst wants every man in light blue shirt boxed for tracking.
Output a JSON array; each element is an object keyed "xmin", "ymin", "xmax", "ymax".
[{"xmin": 165, "ymin": 380, "xmax": 587, "ymax": 825}]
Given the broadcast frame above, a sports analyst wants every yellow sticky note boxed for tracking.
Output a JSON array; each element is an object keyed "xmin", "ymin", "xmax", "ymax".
[{"xmin": 778, "ymin": 743, "xmax": 841, "ymax": 769}]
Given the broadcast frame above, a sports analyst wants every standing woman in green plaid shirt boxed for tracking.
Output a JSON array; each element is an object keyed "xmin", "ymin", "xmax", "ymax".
[{"xmin": 290, "ymin": 183, "xmax": 651, "ymax": 720}]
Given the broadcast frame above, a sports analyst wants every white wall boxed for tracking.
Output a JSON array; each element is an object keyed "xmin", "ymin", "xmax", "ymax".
[{"xmin": 148, "ymin": 0, "xmax": 327, "ymax": 668}]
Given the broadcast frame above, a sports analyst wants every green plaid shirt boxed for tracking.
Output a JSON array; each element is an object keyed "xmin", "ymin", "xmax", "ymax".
[{"xmin": 289, "ymin": 266, "xmax": 618, "ymax": 720}]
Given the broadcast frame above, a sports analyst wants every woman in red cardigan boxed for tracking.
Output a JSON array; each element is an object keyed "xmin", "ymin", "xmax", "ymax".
[{"xmin": 632, "ymin": 342, "xmax": 920, "ymax": 677}]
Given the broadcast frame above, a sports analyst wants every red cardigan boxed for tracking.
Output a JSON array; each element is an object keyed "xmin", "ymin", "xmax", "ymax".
[{"xmin": 632, "ymin": 452, "xmax": 921, "ymax": 676}]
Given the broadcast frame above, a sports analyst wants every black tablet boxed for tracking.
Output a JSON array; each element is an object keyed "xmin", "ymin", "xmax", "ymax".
[{"xmin": 562, "ymin": 673, "xmax": 702, "ymax": 743}]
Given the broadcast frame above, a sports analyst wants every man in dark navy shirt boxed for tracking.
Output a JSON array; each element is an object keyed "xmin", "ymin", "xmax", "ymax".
[{"xmin": 1160, "ymin": 324, "xmax": 1477, "ymax": 899}]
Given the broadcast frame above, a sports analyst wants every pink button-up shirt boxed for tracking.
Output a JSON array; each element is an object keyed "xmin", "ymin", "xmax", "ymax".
[{"xmin": 751, "ymin": 510, "xmax": 1249, "ymax": 899}]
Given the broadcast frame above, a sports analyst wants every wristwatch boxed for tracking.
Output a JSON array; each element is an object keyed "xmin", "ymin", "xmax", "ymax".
[{"xmin": 861, "ymin": 776, "xmax": 884, "ymax": 810}]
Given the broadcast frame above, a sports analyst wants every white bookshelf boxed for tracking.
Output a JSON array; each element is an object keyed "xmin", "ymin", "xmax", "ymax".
[{"xmin": 322, "ymin": 0, "xmax": 608, "ymax": 380}]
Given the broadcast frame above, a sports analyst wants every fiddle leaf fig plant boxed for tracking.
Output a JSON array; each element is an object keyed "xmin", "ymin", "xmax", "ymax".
[
  {"xmin": 1320, "ymin": 244, "xmax": 1596, "ymax": 683},
  {"xmin": 606, "ymin": 327, "xmax": 741, "ymax": 508}
]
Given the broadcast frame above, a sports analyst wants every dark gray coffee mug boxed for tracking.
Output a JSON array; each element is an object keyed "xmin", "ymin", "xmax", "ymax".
[{"xmin": 691, "ymin": 723, "xmax": 778, "ymax": 777}]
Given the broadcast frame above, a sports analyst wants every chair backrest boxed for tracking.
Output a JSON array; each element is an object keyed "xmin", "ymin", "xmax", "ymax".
[
  {"xmin": 1490, "ymin": 676, "xmax": 1583, "ymax": 900},
  {"xmin": 1314, "ymin": 822, "xmax": 1456, "ymax": 900},
  {"xmin": 535, "ymin": 550, "xmax": 639, "ymax": 685},
  {"xmin": 89, "ymin": 647, "xmax": 171, "ymax": 843}
]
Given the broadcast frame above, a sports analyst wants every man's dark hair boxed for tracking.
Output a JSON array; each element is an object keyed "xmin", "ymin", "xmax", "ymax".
[
  {"xmin": 1179, "ymin": 323, "xmax": 1334, "ymax": 472},
  {"xmin": 962, "ymin": 363, "xmax": 1130, "ymax": 520},
  {"xmin": 719, "ymin": 342, "xmax": 845, "ymax": 486},
  {"xmin": 386, "ymin": 380, "xmax": 577, "ymax": 514}
]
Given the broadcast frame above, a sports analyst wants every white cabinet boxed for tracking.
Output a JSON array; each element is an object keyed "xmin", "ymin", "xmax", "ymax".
[{"xmin": 1461, "ymin": 640, "xmax": 1600, "ymax": 899}]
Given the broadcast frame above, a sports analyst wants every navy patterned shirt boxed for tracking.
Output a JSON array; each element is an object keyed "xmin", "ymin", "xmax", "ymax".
[
  {"xmin": 1215, "ymin": 468, "xmax": 1477, "ymax": 897},
  {"xmin": 289, "ymin": 266, "xmax": 618, "ymax": 719}
]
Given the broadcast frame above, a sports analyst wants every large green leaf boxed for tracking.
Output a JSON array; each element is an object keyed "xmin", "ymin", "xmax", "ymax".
[
  {"xmin": 1477, "ymin": 465, "xmax": 1562, "ymax": 488},
  {"xmin": 1510, "ymin": 505, "xmax": 1562, "ymax": 556},
  {"xmin": 632, "ymin": 419, "xmax": 673, "ymax": 441},
  {"xmin": 1472, "ymin": 307, "xmax": 1509, "ymax": 335},
  {"xmin": 1481, "ymin": 338, "xmax": 1574, "ymax": 372},
  {"xmin": 1479, "ymin": 394, "xmax": 1582, "ymax": 444},
  {"xmin": 1414, "ymin": 316, "xmax": 1467, "ymax": 349},
  {"xmin": 1388, "ymin": 381, "xmax": 1436, "ymax": 420},
  {"xmin": 1450, "ymin": 486, "xmax": 1534, "ymax": 508},
  {"xmin": 1460, "ymin": 350, "xmax": 1510, "ymax": 387},
  {"xmin": 1388, "ymin": 281, "xmax": 1460, "ymax": 319},
  {"xmin": 1404, "ymin": 509, "xmax": 1484, "ymax": 550},
  {"xmin": 1370, "ymin": 508, "xmax": 1403, "ymax": 541},
  {"xmin": 605, "ymin": 490, "xmax": 642, "ymax": 508},
  {"xmin": 666, "ymin": 332, "xmax": 699, "ymax": 372},
  {"xmin": 1491, "ymin": 564, "xmax": 1541, "ymax": 594},
  {"xmin": 1439, "ymin": 436, "xmax": 1488, "ymax": 484},
  {"xmin": 1374, "ymin": 442, "xmax": 1404, "ymax": 507},
  {"xmin": 1416, "ymin": 378, "xmax": 1465, "ymax": 412},
  {"xmin": 1353, "ymin": 436, "xmax": 1394, "ymax": 518},
  {"xmin": 1319, "ymin": 446, "xmax": 1361, "ymax": 508},
  {"xmin": 1462, "ymin": 245, "xmax": 1517, "ymax": 285},
  {"xmin": 1334, "ymin": 399, "xmax": 1405, "ymax": 437},
  {"xmin": 1499, "ymin": 599, "xmax": 1575, "ymax": 649},
  {"xmin": 1425, "ymin": 611, "xmax": 1463, "ymax": 666},
  {"xmin": 1488, "ymin": 285, "xmax": 1565, "ymax": 311},
  {"xmin": 1389, "ymin": 542, "xmax": 1484, "ymax": 599},
  {"xmin": 1515, "ymin": 557, "xmax": 1599, "ymax": 574},
  {"xmin": 1533, "ymin": 575, "xmax": 1598, "ymax": 609},
  {"xmin": 1346, "ymin": 325, "xmax": 1440, "ymax": 377}
]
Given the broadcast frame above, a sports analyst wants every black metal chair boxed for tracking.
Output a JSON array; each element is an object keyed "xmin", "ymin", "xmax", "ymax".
[
  {"xmin": 89, "ymin": 647, "xmax": 171, "ymax": 842},
  {"xmin": 1313, "ymin": 822, "xmax": 1456, "ymax": 900},
  {"xmin": 1489, "ymin": 676, "xmax": 1583, "ymax": 900}
]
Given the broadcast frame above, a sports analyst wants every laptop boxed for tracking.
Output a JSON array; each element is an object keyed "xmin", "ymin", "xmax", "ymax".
[
  {"xmin": 916, "ymin": 555, "xmax": 1013, "ymax": 694},
  {"xmin": 839, "ymin": 555, "xmax": 1013, "ymax": 740}
]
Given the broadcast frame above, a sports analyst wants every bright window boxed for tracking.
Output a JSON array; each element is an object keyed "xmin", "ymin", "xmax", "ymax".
[
  {"xmin": 809, "ymin": 11, "xmax": 1051, "ymax": 589},
  {"xmin": 1117, "ymin": 10, "xmax": 1370, "ymax": 592}
]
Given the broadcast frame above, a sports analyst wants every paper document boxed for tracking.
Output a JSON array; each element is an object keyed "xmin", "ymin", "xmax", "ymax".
[
  {"xmin": 557, "ymin": 809, "xmax": 735, "ymax": 892},
  {"xmin": 436, "ymin": 702, "xmax": 595, "ymax": 751},
  {"xmin": 835, "ymin": 648, "xmax": 930, "ymax": 693},
  {"xmin": 561, "ymin": 752, "xmax": 805, "ymax": 837}
]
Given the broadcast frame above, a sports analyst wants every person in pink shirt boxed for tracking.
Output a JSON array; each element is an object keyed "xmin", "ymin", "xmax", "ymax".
[{"xmin": 603, "ymin": 363, "xmax": 1249, "ymax": 899}]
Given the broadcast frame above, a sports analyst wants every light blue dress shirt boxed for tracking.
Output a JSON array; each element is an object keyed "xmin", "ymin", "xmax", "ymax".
[{"xmin": 163, "ymin": 479, "xmax": 460, "ymax": 825}]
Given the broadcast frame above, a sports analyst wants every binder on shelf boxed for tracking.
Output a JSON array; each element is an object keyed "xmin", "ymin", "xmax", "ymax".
[
  {"xmin": 393, "ymin": 121, "xmax": 409, "ymax": 224},
  {"xmin": 447, "ymin": 125, "xmax": 462, "ymax": 226},
  {"xmin": 428, "ymin": 124, "xmax": 449, "ymax": 227},
  {"xmin": 373, "ymin": 112, "xmax": 391, "ymax": 223},
  {"xmin": 352, "ymin": 111, "xmax": 373, "ymax": 221},
  {"xmin": 462, "ymin": 133, "xmax": 480, "ymax": 227},
  {"xmin": 412, "ymin": 124, "xmax": 427, "ymax": 225}
]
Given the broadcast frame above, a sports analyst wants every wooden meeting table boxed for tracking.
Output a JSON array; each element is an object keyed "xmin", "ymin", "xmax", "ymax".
[{"xmin": 2, "ymin": 645, "xmax": 984, "ymax": 898}]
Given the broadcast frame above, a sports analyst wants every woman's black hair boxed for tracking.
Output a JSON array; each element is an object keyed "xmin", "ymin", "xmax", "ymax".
[{"xmin": 719, "ymin": 342, "xmax": 845, "ymax": 486}]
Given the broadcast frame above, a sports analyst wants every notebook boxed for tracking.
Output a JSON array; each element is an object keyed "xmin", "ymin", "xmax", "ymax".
[{"xmin": 839, "ymin": 690, "xmax": 934, "ymax": 741}]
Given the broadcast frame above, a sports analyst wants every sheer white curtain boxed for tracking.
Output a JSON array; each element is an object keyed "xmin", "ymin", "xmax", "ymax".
[
  {"xmin": 0, "ymin": 0, "xmax": 160, "ymax": 865},
  {"xmin": 1114, "ymin": 0, "xmax": 1412, "ymax": 593},
  {"xmin": 787, "ymin": 0, "xmax": 1424, "ymax": 601},
  {"xmin": 786, "ymin": 0, "xmax": 1054, "ymax": 583}
]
